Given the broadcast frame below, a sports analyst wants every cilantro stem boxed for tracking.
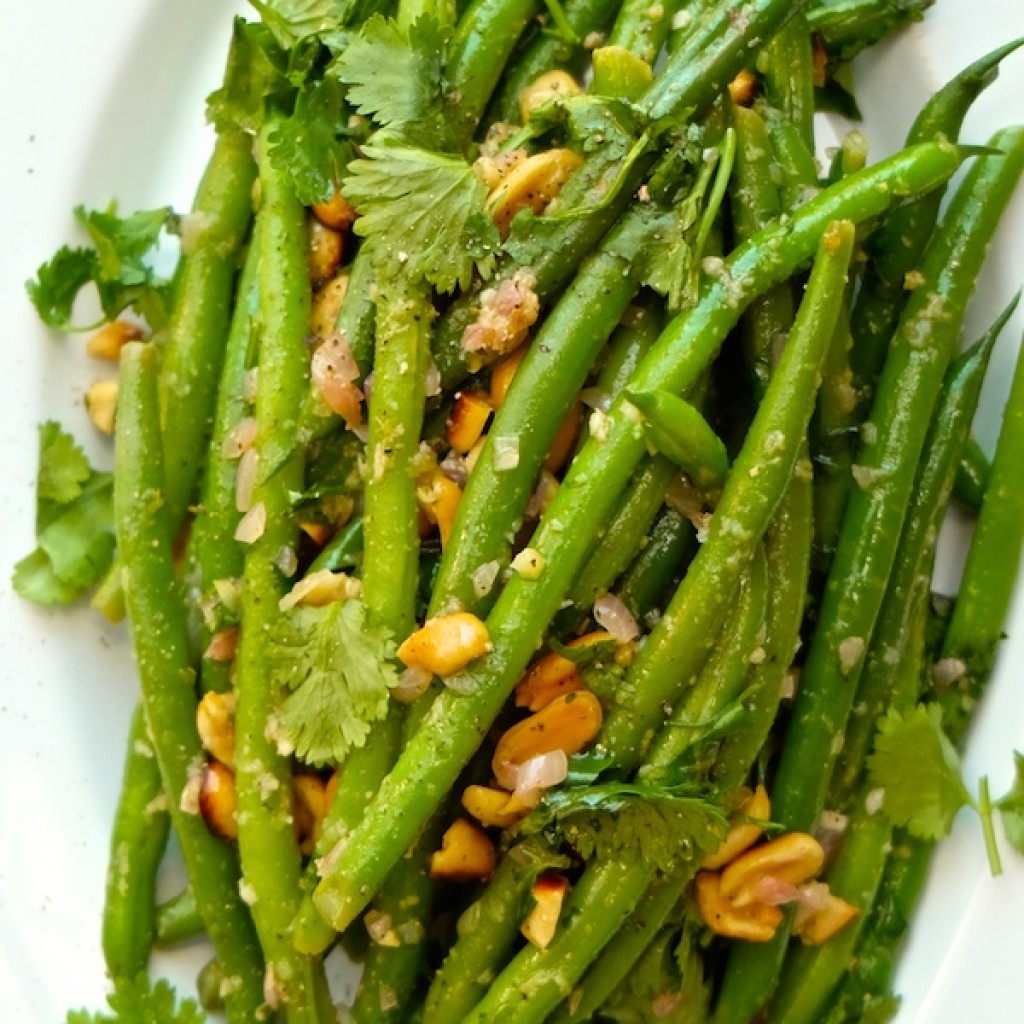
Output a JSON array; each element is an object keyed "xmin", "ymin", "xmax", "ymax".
[
  {"xmin": 978, "ymin": 775, "xmax": 1004, "ymax": 876},
  {"xmin": 540, "ymin": 0, "xmax": 579, "ymax": 44}
]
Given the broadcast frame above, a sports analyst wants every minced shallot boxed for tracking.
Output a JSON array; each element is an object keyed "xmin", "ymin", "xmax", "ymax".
[
  {"xmin": 511, "ymin": 750, "xmax": 569, "ymax": 807},
  {"xmin": 593, "ymin": 593, "xmax": 640, "ymax": 643},
  {"xmin": 311, "ymin": 331, "xmax": 363, "ymax": 430}
]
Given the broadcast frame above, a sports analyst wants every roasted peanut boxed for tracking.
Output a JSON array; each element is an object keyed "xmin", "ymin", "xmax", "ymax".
[
  {"xmin": 85, "ymin": 379, "xmax": 119, "ymax": 435},
  {"xmin": 493, "ymin": 690, "xmax": 603, "ymax": 788},
  {"xmin": 279, "ymin": 569, "xmax": 361, "ymax": 612},
  {"xmin": 447, "ymin": 391, "xmax": 494, "ymax": 454},
  {"xmin": 490, "ymin": 345, "xmax": 528, "ymax": 407},
  {"xmin": 473, "ymin": 148, "xmax": 529, "ymax": 191},
  {"xmin": 695, "ymin": 871, "xmax": 783, "ymax": 942},
  {"xmin": 430, "ymin": 818, "xmax": 497, "ymax": 880},
  {"xmin": 86, "ymin": 320, "xmax": 144, "ymax": 360},
  {"xmin": 520, "ymin": 873, "xmax": 569, "ymax": 948},
  {"xmin": 461, "ymin": 785, "xmax": 531, "ymax": 829},
  {"xmin": 310, "ymin": 273, "xmax": 350, "ymax": 339},
  {"xmin": 397, "ymin": 612, "xmax": 491, "ymax": 677},
  {"xmin": 292, "ymin": 773, "xmax": 329, "ymax": 855},
  {"xmin": 727, "ymin": 68, "xmax": 758, "ymax": 106},
  {"xmin": 701, "ymin": 784, "xmax": 772, "ymax": 870},
  {"xmin": 199, "ymin": 760, "xmax": 238, "ymax": 841},
  {"xmin": 197, "ymin": 691, "xmax": 236, "ymax": 768},
  {"xmin": 720, "ymin": 832, "xmax": 825, "ymax": 909},
  {"xmin": 312, "ymin": 189, "xmax": 357, "ymax": 231},
  {"xmin": 487, "ymin": 149, "xmax": 584, "ymax": 237},
  {"xmin": 416, "ymin": 469, "xmax": 464, "ymax": 548},
  {"xmin": 518, "ymin": 70, "xmax": 583, "ymax": 122},
  {"xmin": 793, "ymin": 889, "xmax": 860, "ymax": 945},
  {"xmin": 513, "ymin": 631, "xmax": 610, "ymax": 711},
  {"xmin": 544, "ymin": 400, "xmax": 584, "ymax": 473},
  {"xmin": 307, "ymin": 216, "xmax": 344, "ymax": 287}
]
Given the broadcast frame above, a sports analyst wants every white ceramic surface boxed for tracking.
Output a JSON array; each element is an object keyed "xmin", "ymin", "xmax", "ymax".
[{"xmin": 0, "ymin": 1, "xmax": 1022, "ymax": 1020}]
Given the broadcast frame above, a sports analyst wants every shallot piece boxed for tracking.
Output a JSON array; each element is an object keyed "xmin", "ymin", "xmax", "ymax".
[
  {"xmin": 753, "ymin": 875, "xmax": 803, "ymax": 907},
  {"xmin": 234, "ymin": 448, "xmax": 259, "ymax": 512},
  {"xmin": 461, "ymin": 269, "xmax": 540, "ymax": 355},
  {"xmin": 234, "ymin": 502, "xmax": 267, "ymax": 544},
  {"xmin": 512, "ymin": 749, "xmax": 569, "ymax": 808},
  {"xmin": 593, "ymin": 593, "xmax": 640, "ymax": 643},
  {"xmin": 311, "ymin": 331, "xmax": 363, "ymax": 429},
  {"xmin": 393, "ymin": 665, "xmax": 433, "ymax": 703}
]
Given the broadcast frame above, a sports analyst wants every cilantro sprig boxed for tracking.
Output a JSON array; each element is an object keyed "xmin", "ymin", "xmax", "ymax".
[
  {"xmin": 12, "ymin": 423, "xmax": 115, "ymax": 606},
  {"xmin": 67, "ymin": 974, "xmax": 205, "ymax": 1024},
  {"xmin": 270, "ymin": 598, "xmax": 399, "ymax": 766},
  {"xmin": 867, "ymin": 705, "xmax": 1024, "ymax": 875}
]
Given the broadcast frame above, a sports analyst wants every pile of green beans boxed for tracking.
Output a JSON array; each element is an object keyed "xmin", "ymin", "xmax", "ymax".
[{"xmin": 30, "ymin": 0, "xmax": 1024, "ymax": 1021}]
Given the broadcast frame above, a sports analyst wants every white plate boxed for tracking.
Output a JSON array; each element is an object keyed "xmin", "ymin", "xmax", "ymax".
[{"xmin": 1, "ymin": 1, "xmax": 1023, "ymax": 1020}]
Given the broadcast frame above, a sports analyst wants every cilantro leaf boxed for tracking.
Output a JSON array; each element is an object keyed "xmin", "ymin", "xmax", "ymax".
[
  {"xmin": 996, "ymin": 751, "xmax": 1024, "ymax": 855},
  {"xmin": 343, "ymin": 139, "xmax": 499, "ymax": 291},
  {"xmin": 251, "ymin": 0, "xmax": 363, "ymax": 46},
  {"xmin": 268, "ymin": 75, "xmax": 356, "ymax": 204},
  {"xmin": 271, "ymin": 598, "xmax": 399, "ymax": 766},
  {"xmin": 866, "ymin": 706, "xmax": 973, "ymax": 840},
  {"xmin": 12, "ymin": 423, "xmax": 115, "ymax": 606},
  {"xmin": 206, "ymin": 19, "xmax": 288, "ymax": 134},
  {"xmin": 27, "ymin": 204, "xmax": 175, "ymax": 331},
  {"xmin": 515, "ymin": 782, "xmax": 728, "ymax": 872},
  {"xmin": 66, "ymin": 973, "xmax": 205, "ymax": 1024},
  {"xmin": 331, "ymin": 14, "xmax": 450, "ymax": 141}
]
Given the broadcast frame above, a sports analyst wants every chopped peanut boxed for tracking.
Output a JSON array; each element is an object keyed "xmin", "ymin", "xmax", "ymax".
[
  {"xmin": 490, "ymin": 345, "xmax": 528, "ymax": 407},
  {"xmin": 812, "ymin": 35, "xmax": 828, "ymax": 88},
  {"xmin": 199, "ymin": 760, "xmax": 238, "ymax": 841},
  {"xmin": 86, "ymin": 320, "xmax": 144, "ymax": 360},
  {"xmin": 695, "ymin": 871, "xmax": 783, "ymax": 942},
  {"xmin": 487, "ymin": 149, "xmax": 584, "ymax": 237},
  {"xmin": 514, "ymin": 631, "xmax": 611, "ymax": 711},
  {"xmin": 793, "ymin": 890, "xmax": 860, "ymax": 945},
  {"xmin": 279, "ymin": 569, "xmax": 361, "ymax": 612},
  {"xmin": 310, "ymin": 273, "xmax": 350, "ymax": 339},
  {"xmin": 197, "ymin": 691, "xmax": 236, "ymax": 768},
  {"xmin": 447, "ymin": 391, "xmax": 494, "ymax": 454},
  {"xmin": 544, "ymin": 400, "xmax": 584, "ymax": 473},
  {"xmin": 462, "ymin": 785, "xmax": 532, "ymax": 829},
  {"xmin": 493, "ymin": 690, "xmax": 603, "ymax": 789},
  {"xmin": 701, "ymin": 784, "xmax": 772, "ymax": 870},
  {"xmin": 204, "ymin": 627, "xmax": 239, "ymax": 663},
  {"xmin": 312, "ymin": 189, "xmax": 357, "ymax": 231},
  {"xmin": 85, "ymin": 379, "xmax": 119, "ymax": 435},
  {"xmin": 518, "ymin": 70, "xmax": 583, "ymax": 122},
  {"xmin": 398, "ymin": 612, "xmax": 491, "ymax": 677},
  {"xmin": 720, "ymin": 832, "xmax": 825, "ymax": 909},
  {"xmin": 473, "ymin": 148, "xmax": 529, "ymax": 191},
  {"xmin": 521, "ymin": 873, "xmax": 570, "ymax": 948},
  {"xmin": 299, "ymin": 521, "xmax": 332, "ymax": 547},
  {"xmin": 727, "ymin": 68, "xmax": 758, "ymax": 107},
  {"xmin": 292, "ymin": 773, "xmax": 329, "ymax": 855},
  {"xmin": 307, "ymin": 216, "xmax": 344, "ymax": 287},
  {"xmin": 430, "ymin": 818, "xmax": 497, "ymax": 880},
  {"xmin": 416, "ymin": 469, "xmax": 463, "ymax": 549}
]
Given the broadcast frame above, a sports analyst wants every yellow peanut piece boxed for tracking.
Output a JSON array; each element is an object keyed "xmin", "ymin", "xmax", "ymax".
[
  {"xmin": 292, "ymin": 773, "xmax": 329, "ymax": 856},
  {"xmin": 701, "ymin": 784, "xmax": 772, "ymax": 870},
  {"xmin": 486, "ymin": 148, "xmax": 584, "ymax": 237},
  {"xmin": 793, "ymin": 890, "xmax": 860, "ymax": 945},
  {"xmin": 727, "ymin": 68, "xmax": 758, "ymax": 106},
  {"xmin": 473, "ymin": 148, "xmax": 529, "ymax": 191},
  {"xmin": 518, "ymin": 70, "xmax": 583, "ymax": 122},
  {"xmin": 307, "ymin": 215, "xmax": 344, "ymax": 286},
  {"xmin": 312, "ymin": 188, "xmax": 357, "ymax": 231},
  {"xmin": 521, "ymin": 873, "xmax": 570, "ymax": 949},
  {"xmin": 310, "ymin": 273, "xmax": 350, "ymax": 339},
  {"xmin": 416, "ymin": 469, "xmax": 463, "ymax": 549},
  {"xmin": 514, "ymin": 631, "xmax": 611, "ymax": 711},
  {"xmin": 86, "ymin": 320, "xmax": 144, "ymax": 360},
  {"xmin": 720, "ymin": 832, "xmax": 826, "ymax": 909},
  {"xmin": 279, "ymin": 569, "xmax": 361, "ymax": 612},
  {"xmin": 398, "ymin": 612, "xmax": 491, "ymax": 677},
  {"xmin": 430, "ymin": 818, "xmax": 497, "ymax": 880},
  {"xmin": 447, "ymin": 390, "xmax": 494, "ymax": 454},
  {"xmin": 493, "ymin": 690, "xmax": 603, "ymax": 787},
  {"xmin": 461, "ymin": 785, "xmax": 532, "ymax": 829},
  {"xmin": 196, "ymin": 691, "xmax": 237, "ymax": 768},
  {"xmin": 85, "ymin": 379, "xmax": 119, "ymax": 435},
  {"xmin": 544, "ymin": 400, "xmax": 584, "ymax": 473},
  {"xmin": 298, "ymin": 520, "xmax": 332, "ymax": 547},
  {"xmin": 490, "ymin": 345, "xmax": 528, "ymax": 407},
  {"xmin": 695, "ymin": 871, "xmax": 783, "ymax": 943},
  {"xmin": 199, "ymin": 760, "xmax": 238, "ymax": 842}
]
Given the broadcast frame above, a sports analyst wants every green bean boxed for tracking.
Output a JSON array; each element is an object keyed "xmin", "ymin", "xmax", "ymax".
[
  {"xmin": 158, "ymin": 129, "xmax": 258, "ymax": 530},
  {"xmin": 309, "ymin": 515, "xmax": 364, "ymax": 573},
  {"xmin": 850, "ymin": 37, "xmax": 1024, "ymax": 405},
  {"xmin": 422, "ymin": 839, "xmax": 567, "ymax": 1024},
  {"xmin": 155, "ymin": 885, "xmax": 204, "ymax": 948},
  {"xmin": 709, "ymin": 128, "xmax": 1024, "ymax": 1024},
  {"xmin": 807, "ymin": 0, "xmax": 935, "ymax": 67},
  {"xmin": 625, "ymin": 389, "xmax": 730, "ymax": 492},
  {"xmin": 606, "ymin": 0, "xmax": 683, "ymax": 65},
  {"xmin": 756, "ymin": 13, "xmax": 815, "ymax": 151},
  {"xmin": 234, "ymin": 119, "xmax": 324, "ymax": 1022},
  {"xmin": 197, "ymin": 957, "xmax": 226, "ymax": 1013},
  {"xmin": 311, "ymin": 142, "xmax": 962, "ymax": 935},
  {"xmin": 115, "ymin": 342, "xmax": 264, "ymax": 1021},
  {"xmin": 952, "ymin": 436, "xmax": 990, "ymax": 511},
  {"xmin": 101, "ymin": 706, "xmax": 171, "ymax": 978},
  {"xmin": 615, "ymin": 506, "xmax": 694, "ymax": 621}
]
